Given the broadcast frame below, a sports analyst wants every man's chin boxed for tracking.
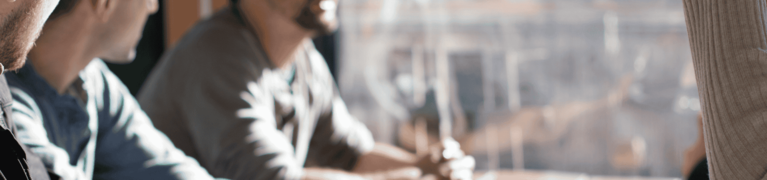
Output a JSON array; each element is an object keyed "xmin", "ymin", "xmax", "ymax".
[
  {"xmin": 103, "ymin": 59, "xmax": 136, "ymax": 64},
  {"xmin": 0, "ymin": 37, "xmax": 35, "ymax": 71},
  {"xmin": 295, "ymin": 2, "xmax": 337, "ymax": 36},
  {"xmin": 101, "ymin": 50, "xmax": 136, "ymax": 64},
  {"xmin": 320, "ymin": 21, "xmax": 338, "ymax": 35},
  {"xmin": 0, "ymin": 0, "xmax": 41, "ymax": 71},
  {"xmin": 3, "ymin": 56, "xmax": 28, "ymax": 71}
]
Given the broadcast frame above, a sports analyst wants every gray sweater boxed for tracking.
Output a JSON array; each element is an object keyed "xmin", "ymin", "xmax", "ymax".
[{"xmin": 683, "ymin": 0, "xmax": 767, "ymax": 179}]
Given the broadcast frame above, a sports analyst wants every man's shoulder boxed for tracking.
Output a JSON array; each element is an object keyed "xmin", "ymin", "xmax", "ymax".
[
  {"xmin": 4, "ymin": 65, "xmax": 46, "ymax": 104},
  {"xmin": 4, "ymin": 65, "xmax": 34, "ymax": 89},
  {"xmin": 156, "ymin": 9, "xmax": 271, "ymax": 79},
  {"xmin": 168, "ymin": 9, "xmax": 262, "ymax": 61},
  {"xmin": 303, "ymin": 41, "xmax": 334, "ymax": 80},
  {"xmin": 81, "ymin": 59, "xmax": 112, "ymax": 82},
  {"xmin": 0, "ymin": 76, "xmax": 12, "ymax": 130},
  {"xmin": 81, "ymin": 59, "xmax": 131, "ymax": 101},
  {"xmin": 145, "ymin": 9, "xmax": 272, "ymax": 89},
  {"xmin": 4, "ymin": 71, "xmax": 44, "ymax": 126},
  {"xmin": 0, "ymin": 76, "xmax": 14, "ymax": 109}
]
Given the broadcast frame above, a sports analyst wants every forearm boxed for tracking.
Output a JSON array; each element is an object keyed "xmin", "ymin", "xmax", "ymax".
[
  {"xmin": 205, "ymin": 120, "xmax": 304, "ymax": 180},
  {"xmin": 352, "ymin": 143, "xmax": 419, "ymax": 173},
  {"xmin": 683, "ymin": 0, "xmax": 767, "ymax": 179},
  {"xmin": 304, "ymin": 167, "xmax": 421, "ymax": 180},
  {"xmin": 303, "ymin": 168, "xmax": 368, "ymax": 180},
  {"xmin": 303, "ymin": 143, "xmax": 428, "ymax": 180}
]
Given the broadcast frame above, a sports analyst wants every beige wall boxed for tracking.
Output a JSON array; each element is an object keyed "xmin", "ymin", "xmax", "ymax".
[{"xmin": 164, "ymin": 0, "xmax": 229, "ymax": 48}]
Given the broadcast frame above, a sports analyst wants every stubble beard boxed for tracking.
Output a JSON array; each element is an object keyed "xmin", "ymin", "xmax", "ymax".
[{"xmin": 0, "ymin": 0, "xmax": 42, "ymax": 71}]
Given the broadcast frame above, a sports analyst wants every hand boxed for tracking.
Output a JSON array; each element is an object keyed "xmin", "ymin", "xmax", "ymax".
[
  {"xmin": 416, "ymin": 138, "xmax": 475, "ymax": 180},
  {"xmin": 682, "ymin": 113, "xmax": 706, "ymax": 178}
]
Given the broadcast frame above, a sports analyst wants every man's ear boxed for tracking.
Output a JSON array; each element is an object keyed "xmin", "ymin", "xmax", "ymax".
[{"xmin": 91, "ymin": 0, "xmax": 116, "ymax": 23}]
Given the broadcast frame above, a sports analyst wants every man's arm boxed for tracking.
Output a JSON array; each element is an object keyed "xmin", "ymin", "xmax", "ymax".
[
  {"xmin": 308, "ymin": 99, "xmax": 421, "ymax": 173},
  {"xmin": 179, "ymin": 72, "xmax": 421, "ymax": 180},
  {"xmin": 90, "ymin": 63, "xmax": 215, "ymax": 180},
  {"xmin": 177, "ymin": 66, "xmax": 307, "ymax": 180},
  {"xmin": 308, "ymin": 89, "xmax": 473, "ymax": 180},
  {"xmin": 302, "ymin": 42, "xmax": 473, "ymax": 179},
  {"xmin": 351, "ymin": 139, "xmax": 475, "ymax": 180},
  {"xmin": 303, "ymin": 166, "xmax": 423, "ymax": 180},
  {"xmin": 353, "ymin": 143, "xmax": 420, "ymax": 173},
  {"xmin": 683, "ymin": 0, "xmax": 767, "ymax": 179}
]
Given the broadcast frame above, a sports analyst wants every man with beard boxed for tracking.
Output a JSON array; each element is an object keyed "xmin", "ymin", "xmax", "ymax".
[
  {"xmin": 138, "ymin": 0, "xmax": 475, "ymax": 179},
  {"xmin": 0, "ymin": 0, "xmax": 58, "ymax": 179},
  {"xmin": 4, "ymin": 0, "xmax": 220, "ymax": 179}
]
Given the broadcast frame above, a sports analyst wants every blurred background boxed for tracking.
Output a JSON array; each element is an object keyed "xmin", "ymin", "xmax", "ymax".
[{"xmin": 116, "ymin": 0, "xmax": 698, "ymax": 179}]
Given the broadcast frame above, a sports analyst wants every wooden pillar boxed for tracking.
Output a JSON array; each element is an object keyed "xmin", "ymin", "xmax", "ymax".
[{"xmin": 164, "ymin": 0, "xmax": 229, "ymax": 48}]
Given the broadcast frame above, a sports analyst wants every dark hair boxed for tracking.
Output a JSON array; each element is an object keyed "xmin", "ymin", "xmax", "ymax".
[{"xmin": 50, "ymin": 0, "xmax": 81, "ymax": 19}]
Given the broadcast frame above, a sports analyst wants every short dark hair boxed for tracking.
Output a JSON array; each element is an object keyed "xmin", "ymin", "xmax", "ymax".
[{"xmin": 50, "ymin": 0, "xmax": 81, "ymax": 19}]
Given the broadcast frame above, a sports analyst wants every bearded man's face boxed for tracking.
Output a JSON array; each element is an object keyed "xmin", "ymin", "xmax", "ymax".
[{"xmin": 0, "ymin": 0, "xmax": 59, "ymax": 71}]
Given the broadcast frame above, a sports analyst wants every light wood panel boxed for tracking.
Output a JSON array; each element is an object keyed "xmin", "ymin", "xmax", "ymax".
[{"xmin": 164, "ymin": 0, "xmax": 229, "ymax": 48}]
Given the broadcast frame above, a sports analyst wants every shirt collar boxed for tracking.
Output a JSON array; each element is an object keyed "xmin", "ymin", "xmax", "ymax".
[{"xmin": 13, "ymin": 62, "xmax": 85, "ymax": 100}]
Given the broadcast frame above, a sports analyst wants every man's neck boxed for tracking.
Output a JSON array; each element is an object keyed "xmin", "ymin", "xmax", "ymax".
[
  {"xmin": 239, "ymin": 0, "xmax": 312, "ymax": 69},
  {"xmin": 26, "ymin": 17, "xmax": 98, "ymax": 94}
]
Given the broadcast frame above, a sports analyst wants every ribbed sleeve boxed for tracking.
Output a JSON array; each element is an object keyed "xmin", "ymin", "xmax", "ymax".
[{"xmin": 683, "ymin": 0, "xmax": 767, "ymax": 179}]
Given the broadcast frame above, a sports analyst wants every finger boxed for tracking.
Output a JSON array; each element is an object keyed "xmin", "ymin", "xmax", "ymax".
[
  {"xmin": 455, "ymin": 156, "xmax": 475, "ymax": 170},
  {"xmin": 385, "ymin": 167, "xmax": 423, "ymax": 180},
  {"xmin": 442, "ymin": 147, "xmax": 465, "ymax": 160},
  {"xmin": 236, "ymin": 109, "xmax": 254, "ymax": 119},
  {"xmin": 449, "ymin": 169, "xmax": 473, "ymax": 180},
  {"xmin": 430, "ymin": 138, "xmax": 467, "ymax": 163},
  {"xmin": 445, "ymin": 156, "xmax": 476, "ymax": 172},
  {"xmin": 439, "ymin": 156, "xmax": 476, "ymax": 178},
  {"xmin": 419, "ymin": 174, "xmax": 439, "ymax": 180},
  {"xmin": 442, "ymin": 138, "xmax": 461, "ymax": 150},
  {"xmin": 431, "ymin": 145, "xmax": 442, "ymax": 163},
  {"xmin": 247, "ymin": 81, "xmax": 263, "ymax": 96}
]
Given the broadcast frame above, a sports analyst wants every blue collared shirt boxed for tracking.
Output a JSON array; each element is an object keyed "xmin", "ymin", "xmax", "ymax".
[{"xmin": 5, "ymin": 60, "xmax": 216, "ymax": 180}]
